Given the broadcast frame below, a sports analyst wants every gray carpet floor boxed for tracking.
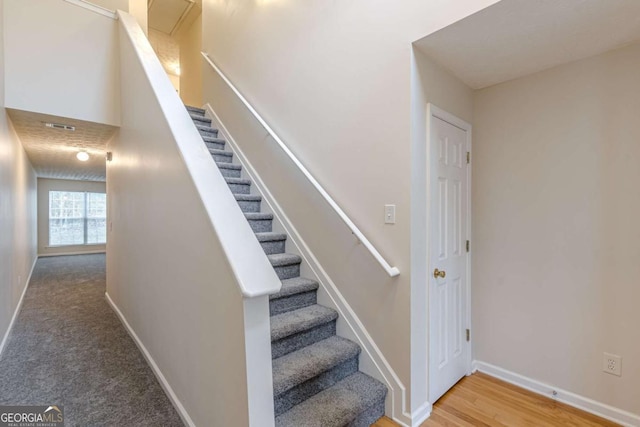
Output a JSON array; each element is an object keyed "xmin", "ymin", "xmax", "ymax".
[{"xmin": 0, "ymin": 254, "xmax": 183, "ymax": 427}]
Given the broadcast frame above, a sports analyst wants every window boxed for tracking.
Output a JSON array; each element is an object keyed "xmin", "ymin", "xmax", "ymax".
[{"xmin": 49, "ymin": 191, "xmax": 107, "ymax": 246}]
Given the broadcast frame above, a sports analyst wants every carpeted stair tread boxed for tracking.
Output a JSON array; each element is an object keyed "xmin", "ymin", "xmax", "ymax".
[
  {"xmin": 225, "ymin": 177, "xmax": 252, "ymax": 185},
  {"xmin": 197, "ymin": 125, "xmax": 218, "ymax": 137},
  {"xmin": 217, "ymin": 162, "xmax": 242, "ymax": 170},
  {"xmin": 196, "ymin": 124, "xmax": 217, "ymax": 132},
  {"xmin": 190, "ymin": 114, "xmax": 211, "ymax": 125},
  {"xmin": 209, "ymin": 148, "xmax": 232, "ymax": 157},
  {"xmin": 256, "ymin": 232, "xmax": 287, "ymax": 243},
  {"xmin": 271, "ymin": 278, "xmax": 319, "ymax": 300},
  {"xmin": 244, "ymin": 212, "xmax": 273, "ymax": 220},
  {"xmin": 272, "ymin": 336, "xmax": 360, "ymax": 396},
  {"xmin": 186, "ymin": 105, "xmax": 205, "ymax": 115},
  {"xmin": 235, "ymin": 194, "xmax": 261, "ymax": 201},
  {"xmin": 268, "ymin": 253, "xmax": 302, "ymax": 267},
  {"xmin": 271, "ymin": 305, "xmax": 338, "ymax": 342},
  {"xmin": 274, "ymin": 372, "xmax": 387, "ymax": 427},
  {"xmin": 203, "ymin": 136, "xmax": 226, "ymax": 145}
]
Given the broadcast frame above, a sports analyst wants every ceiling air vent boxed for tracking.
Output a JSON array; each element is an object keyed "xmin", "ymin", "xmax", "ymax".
[{"xmin": 45, "ymin": 122, "xmax": 75, "ymax": 131}]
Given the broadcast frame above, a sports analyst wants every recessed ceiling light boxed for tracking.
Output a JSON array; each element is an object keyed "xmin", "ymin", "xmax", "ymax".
[{"xmin": 76, "ymin": 151, "xmax": 89, "ymax": 162}]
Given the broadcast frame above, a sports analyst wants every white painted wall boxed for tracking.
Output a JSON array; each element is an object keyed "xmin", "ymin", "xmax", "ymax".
[
  {"xmin": 37, "ymin": 178, "xmax": 106, "ymax": 257},
  {"xmin": 107, "ymin": 12, "xmax": 278, "ymax": 426},
  {"xmin": 89, "ymin": 0, "xmax": 128, "ymax": 12},
  {"xmin": 128, "ymin": 0, "xmax": 148, "ymax": 35},
  {"xmin": 179, "ymin": 12, "xmax": 202, "ymax": 107},
  {"xmin": 0, "ymin": 0, "xmax": 38, "ymax": 355},
  {"xmin": 201, "ymin": 1, "xmax": 499, "ymax": 420},
  {"xmin": 473, "ymin": 42, "xmax": 640, "ymax": 417},
  {"xmin": 3, "ymin": 0, "xmax": 120, "ymax": 126},
  {"xmin": 410, "ymin": 47, "xmax": 474, "ymax": 408}
]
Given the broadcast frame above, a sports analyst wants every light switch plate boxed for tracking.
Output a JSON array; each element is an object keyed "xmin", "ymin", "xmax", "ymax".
[{"xmin": 384, "ymin": 205, "xmax": 396, "ymax": 224}]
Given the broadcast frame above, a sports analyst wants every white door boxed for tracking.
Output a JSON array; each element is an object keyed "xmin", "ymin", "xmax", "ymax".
[{"xmin": 428, "ymin": 107, "xmax": 470, "ymax": 403}]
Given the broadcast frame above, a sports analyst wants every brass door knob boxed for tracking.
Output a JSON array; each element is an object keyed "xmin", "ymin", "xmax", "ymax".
[{"xmin": 433, "ymin": 268, "xmax": 446, "ymax": 279}]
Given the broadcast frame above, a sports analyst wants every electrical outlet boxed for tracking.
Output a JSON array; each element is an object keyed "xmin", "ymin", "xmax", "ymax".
[
  {"xmin": 603, "ymin": 353, "xmax": 622, "ymax": 376},
  {"xmin": 384, "ymin": 205, "xmax": 396, "ymax": 224}
]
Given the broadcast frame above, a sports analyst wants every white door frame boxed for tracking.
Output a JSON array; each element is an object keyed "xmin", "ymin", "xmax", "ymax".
[{"xmin": 426, "ymin": 103, "xmax": 473, "ymax": 401}]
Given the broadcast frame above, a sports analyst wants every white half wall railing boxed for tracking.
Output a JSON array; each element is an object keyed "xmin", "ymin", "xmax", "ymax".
[
  {"xmin": 201, "ymin": 52, "xmax": 401, "ymax": 278},
  {"xmin": 106, "ymin": 11, "xmax": 279, "ymax": 426},
  {"xmin": 63, "ymin": 0, "xmax": 118, "ymax": 19}
]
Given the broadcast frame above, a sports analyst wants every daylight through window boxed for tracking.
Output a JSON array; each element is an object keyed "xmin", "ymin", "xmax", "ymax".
[{"xmin": 49, "ymin": 191, "xmax": 107, "ymax": 246}]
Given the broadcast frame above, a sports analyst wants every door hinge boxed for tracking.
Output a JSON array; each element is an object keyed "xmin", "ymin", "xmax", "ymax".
[
  {"xmin": 466, "ymin": 329, "xmax": 470, "ymax": 342},
  {"xmin": 466, "ymin": 240, "xmax": 470, "ymax": 252},
  {"xmin": 466, "ymin": 151, "xmax": 470, "ymax": 164}
]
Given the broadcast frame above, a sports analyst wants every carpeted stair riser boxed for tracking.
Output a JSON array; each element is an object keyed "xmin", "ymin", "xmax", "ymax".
[
  {"xmin": 234, "ymin": 194, "xmax": 261, "ymax": 212},
  {"xmin": 246, "ymin": 216, "xmax": 273, "ymax": 233},
  {"xmin": 198, "ymin": 126, "xmax": 218, "ymax": 138},
  {"xmin": 259, "ymin": 238, "xmax": 286, "ymax": 255},
  {"xmin": 186, "ymin": 106, "xmax": 206, "ymax": 115},
  {"xmin": 211, "ymin": 151, "xmax": 233, "ymax": 163},
  {"xmin": 191, "ymin": 115, "xmax": 212, "ymax": 126},
  {"xmin": 270, "ymin": 291, "xmax": 317, "ymax": 316},
  {"xmin": 274, "ymin": 357, "xmax": 359, "ymax": 417},
  {"xmin": 236, "ymin": 198, "xmax": 261, "ymax": 212},
  {"xmin": 273, "ymin": 263, "xmax": 301, "ymax": 280},
  {"xmin": 205, "ymin": 140, "xmax": 226, "ymax": 151},
  {"xmin": 348, "ymin": 398, "xmax": 386, "ymax": 427},
  {"xmin": 268, "ymin": 252, "xmax": 303, "ymax": 279},
  {"xmin": 272, "ymin": 320, "xmax": 337, "ymax": 359},
  {"xmin": 227, "ymin": 181, "xmax": 251, "ymax": 194},
  {"xmin": 218, "ymin": 164, "xmax": 242, "ymax": 178},
  {"xmin": 261, "ymin": 240, "xmax": 286, "ymax": 255}
]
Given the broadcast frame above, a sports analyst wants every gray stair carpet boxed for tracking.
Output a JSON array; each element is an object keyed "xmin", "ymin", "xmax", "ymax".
[{"xmin": 186, "ymin": 105, "xmax": 387, "ymax": 426}]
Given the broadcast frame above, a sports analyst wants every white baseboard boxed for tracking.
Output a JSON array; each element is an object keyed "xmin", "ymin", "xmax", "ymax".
[
  {"xmin": 105, "ymin": 292, "xmax": 195, "ymax": 427},
  {"xmin": 204, "ymin": 103, "xmax": 415, "ymax": 426},
  {"xmin": 39, "ymin": 250, "xmax": 106, "ymax": 257},
  {"xmin": 409, "ymin": 401, "xmax": 432, "ymax": 426},
  {"xmin": 0, "ymin": 257, "xmax": 38, "ymax": 359},
  {"xmin": 473, "ymin": 361, "xmax": 640, "ymax": 427}
]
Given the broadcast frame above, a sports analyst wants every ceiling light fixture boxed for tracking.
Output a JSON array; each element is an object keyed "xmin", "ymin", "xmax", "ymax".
[{"xmin": 76, "ymin": 151, "xmax": 90, "ymax": 162}]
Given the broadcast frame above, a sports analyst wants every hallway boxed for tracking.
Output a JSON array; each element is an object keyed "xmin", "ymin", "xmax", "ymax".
[{"xmin": 0, "ymin": 254, "xmax": 183, "ymax": 426}]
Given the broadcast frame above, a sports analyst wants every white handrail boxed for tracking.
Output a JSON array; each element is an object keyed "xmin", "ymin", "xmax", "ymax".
[
  {"xmin": 201, "ymin": 52, "xmax": 400, "ymax": 278},
  {"xmin": 63, "ymin": 0, "xmax": 117, "ymax": 19}
]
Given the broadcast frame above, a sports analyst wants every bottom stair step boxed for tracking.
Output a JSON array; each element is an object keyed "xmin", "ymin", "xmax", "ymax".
[
  {"xmin": 275, "ymin": 372, "xmax": 387, "ymax": 427},
  {"xmin": 272, "ymin": 336, "xmax": 360, "ymax": 416}
]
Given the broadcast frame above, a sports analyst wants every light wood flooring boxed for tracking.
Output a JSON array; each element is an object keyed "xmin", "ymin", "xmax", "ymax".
[{"xmin": 372, "ymin": 372, "xmax": 620, "ymax": 427}]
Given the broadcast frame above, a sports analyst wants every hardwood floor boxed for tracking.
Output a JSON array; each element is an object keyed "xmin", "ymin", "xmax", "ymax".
[{"xmin": 372, "ymin": 372, "xmax": 620, "ymax": 427}]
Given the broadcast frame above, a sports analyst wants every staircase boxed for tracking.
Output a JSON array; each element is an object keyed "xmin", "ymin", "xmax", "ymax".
[{"xmin": 186, "ymin": 105, "xmax": 388, "ymax": 426}]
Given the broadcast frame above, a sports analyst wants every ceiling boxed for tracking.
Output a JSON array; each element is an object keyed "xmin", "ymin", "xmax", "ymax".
[
  {"xmin": 148, "ymin": 0, "xmax": 196, "ymax": 36},
  {"xmin": 414, "ymin": 0, "xmax": 640, "ymax": 89},
  {"xmin": 7, "ymin": 109, "xmax": 117, "ymax": 182}
]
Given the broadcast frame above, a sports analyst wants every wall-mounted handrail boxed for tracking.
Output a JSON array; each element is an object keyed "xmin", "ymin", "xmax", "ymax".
[
  {"xmin": 63, "ymin": 0, "xmax": 117, "ymax": 19},
  {"xmin": 201, "ymin": 52, "xmax": 400, "ymax": 278}
]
